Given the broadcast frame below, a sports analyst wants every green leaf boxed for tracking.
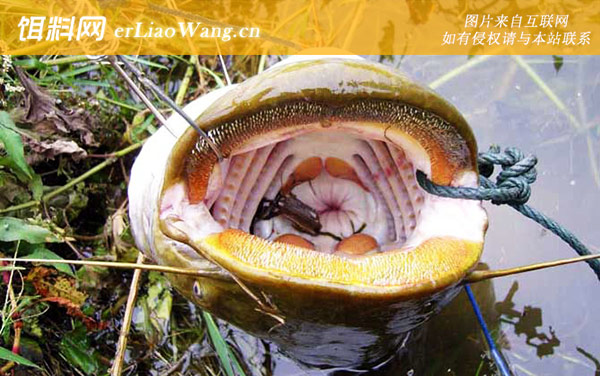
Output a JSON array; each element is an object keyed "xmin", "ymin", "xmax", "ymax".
[
  {"xmin": 70, "ymin": 79, "xmax": 111, "ymax": 88},
  {"xmin": 202, "ymin": 311, "xmax": 246, "ymax": 376},
  {"xmin": 552, "ymin": 55, "xmax": 564, "ymax": 73},
  {"xmin": 0, "ymin": 111, "xmax": 43, "ymax": 199},
  {"xmin": 29, "ymin": 174, "xmax": 43, "ymax": 201},
  {"xmin": 22, "ymin": 247, "xmax": 74, "ymax": 276},
  {"xmin": 0, "ymin": 346, "xmax": 41, "ymax": 369},
  {"xmin": 123, "ymin": 56, "xmax": 168, "ymax": 70},
  {"xmin": 59, "ymin": 324, "xmax": 100, "ymax": 375},
  {"xmin": 0, "ymin": 112, "xmax": 34, "ymax": 182},
  {"xmin": 197, "ymin": 66, "xmax": 226, "ymax": 88},
  {"xmin": 133, "ymin": 272, "xmax": 172, "ymax": 345},
  {"xmin": 46, "ymin": 64, "xmax": 100, "ymax": 80},
  {"xmin": 12, "ymin": 58, "xmax": 46, "ymax": 70},
  {"xmin": 0, "ymin": 217, "xmax": 62, "ymax": 243}
]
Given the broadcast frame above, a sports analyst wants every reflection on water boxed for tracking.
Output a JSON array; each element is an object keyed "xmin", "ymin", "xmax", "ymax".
[{"xmin": 496, "ymin": 281, "xmax": 561, "ymax": 359}]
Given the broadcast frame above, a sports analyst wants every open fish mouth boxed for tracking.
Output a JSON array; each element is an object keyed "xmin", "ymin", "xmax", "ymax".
[
  {"xmin": 153, "ymin": 56, "xmax": 488, "ymax": 298},
  {"xmin": 128, "ymin": 55, "xmax": 489, "ymax": 367}
]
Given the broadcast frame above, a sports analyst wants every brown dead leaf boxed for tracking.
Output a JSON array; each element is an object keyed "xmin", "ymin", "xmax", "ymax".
[
  {"xmin": 15, "ymin": 67, "xmax": 97, "ymax": 146},
  {"xmin": 108, "ymin": 203, "xmax": 135, "ymax": 259},
  {"xmin": 27, "ymin": 267, "xmax": 107, "ymax": 330},
  {"xmin": 26, "ymin": 266, "xmax": 54, "ymax": 295},
  {"xmin": 27, "ymin": 266, "xmax": 87, "ymax": 305},
  {"xmin": 26, "ymin": 139, "xmax": 87, "ymax": 164},
  {"xmin": 41, "ymin": 297, "xmax": 108, "ymax": 331}
]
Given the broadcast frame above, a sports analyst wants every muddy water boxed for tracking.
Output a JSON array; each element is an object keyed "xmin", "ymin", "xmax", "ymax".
[{"xmin": 209, "ymin": 56, "xmax": 600, "ymax": 375}]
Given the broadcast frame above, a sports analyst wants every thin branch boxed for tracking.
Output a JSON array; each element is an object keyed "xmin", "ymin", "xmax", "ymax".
[
  {"xmin": 464, "ymin": 253, "xmax": 600, "ymax": 283},
  {"xmin": 175, "ymin": 55, "xmax": 198, "ymax": 106},
  {"xmin": 0, "ymin": 246, "xmax": 23, "ymax": 375},
  {"xmin": 110, "ymin": 253, "xmax": 145, "ymax": 376},
  {"xmin": 0, "ymin": 141, "xmax": 143, "ymax": 215},
  {"xmin": 0, "ymin": 258, "xmax": 230, "ymax": 280}
]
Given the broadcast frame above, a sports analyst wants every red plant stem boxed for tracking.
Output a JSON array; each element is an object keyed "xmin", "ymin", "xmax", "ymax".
[
  {"xmin": 1, "ymin": 261, "xmax": 9, "ymax": 284},
  {"xmin": 11, "ymin": 316, "xmax": 22, "ymax": 355}
]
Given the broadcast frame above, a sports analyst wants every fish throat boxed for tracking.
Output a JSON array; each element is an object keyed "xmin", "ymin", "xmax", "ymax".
[{"xmin": 210, "ymin": 130, "xmax": 423, "ymax": 255}]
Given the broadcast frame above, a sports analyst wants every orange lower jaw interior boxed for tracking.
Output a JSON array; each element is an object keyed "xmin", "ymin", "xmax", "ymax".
[{"xmin": 197, "ymin": 229, "xmax": 483, "ymax": 296}]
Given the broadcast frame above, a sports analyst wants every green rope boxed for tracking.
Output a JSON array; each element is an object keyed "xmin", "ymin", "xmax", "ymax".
[{"xmin": 416, "ymin": 146, "xmax": 600, "ymax": 280}]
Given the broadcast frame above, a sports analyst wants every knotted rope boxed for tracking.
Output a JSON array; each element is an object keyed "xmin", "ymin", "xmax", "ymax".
[{"xmin": 416, "ymin": 145, "xmax": 600, "ymax": 280}]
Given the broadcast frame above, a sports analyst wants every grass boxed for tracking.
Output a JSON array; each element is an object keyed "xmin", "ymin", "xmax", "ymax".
[
  {"xmin": 0, "ymin": 54, "xmax": 253, "ymax": 375},
  {"xmin": 202, "ymin": 312, "xmax": 247, "ymax": 376}
]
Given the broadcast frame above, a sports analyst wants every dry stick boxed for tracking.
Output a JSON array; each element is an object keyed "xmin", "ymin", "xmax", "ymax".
[
  {"xmin": 0, "ymin": 245, "xmax": 24, "ymax": 374},
  {"xmin": 0, "ymin": 258, "xmax": 230, "ymax": 281},
  {"xmin": 4, "ymin": 253, "xmax": 600, "ymax": 283},
  {"xmin": 110, "ymin": 253, "xmax": 145, "ymax": 376},
  {"xmin": 464, "ymin": 253, "xmax": 600, "ymax": 284},
  {"xmin": 0, "ymin": 142, "xmax": 144, "ymax": 215},
  {"xmin": 0, "ymin": 278, "xmax": 22, "ymax": 375},
  {"xmin": 4, "ymin": 253, "xmax": 600, "ymax": 287}
]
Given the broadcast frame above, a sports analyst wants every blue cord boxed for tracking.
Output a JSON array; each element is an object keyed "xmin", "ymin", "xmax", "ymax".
[{"xmin": 464, "ymin": 284, "xmax": 513, "ymax": 376}]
